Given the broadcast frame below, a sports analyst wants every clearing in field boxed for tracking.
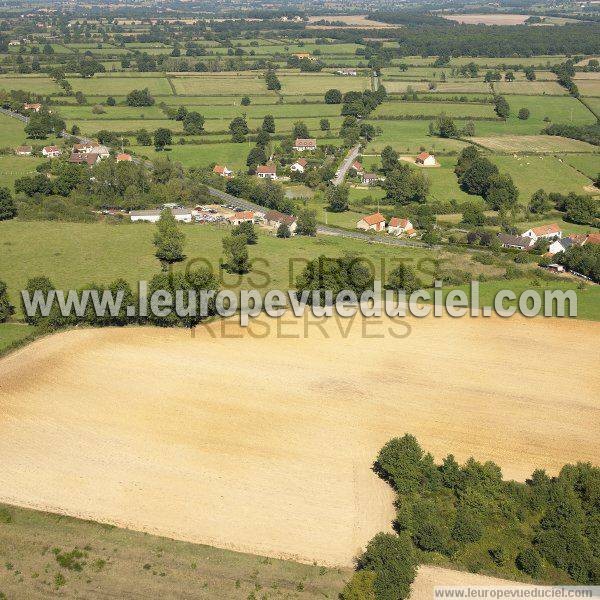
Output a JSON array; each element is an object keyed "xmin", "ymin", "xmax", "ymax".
[
  {"xmin": 471, "ymin": 134, "xmax": 599, "ymax": 153},
  {"xmin": 0, "ymin": 316, "xmax": 598, "ymax": 567}
]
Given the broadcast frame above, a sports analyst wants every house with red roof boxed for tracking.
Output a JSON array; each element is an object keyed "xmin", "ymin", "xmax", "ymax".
[
  {"xmin": 356, "ymin": 212, "xmax": 386, "ymax": 232},
  {"xmin": 293, "ymin": 138, "xmax": 317, "ymax": 151},
  {"xmin": 228, "ymin": 211, "xmax": 255, "ymax": 226},
  {"xmin": 42, "ymin": 145, "xmax": 61, "ymax": 158},
  {"xmin": 522, "ymin": 223, "xmax": 562, "ymax": 241},
  {"xmin": 388, "ymin": 217, "xmax": 414, "ymax": 236},
  {"xmin": 584, "ymin": 233, "xmax": 600, "ymax": 245},
  {"xmin": 415, "ymin": 151, "xmax": 436, "ymax": 166},
  {"xmin": 290, "ymin": 158, "xmax": 308, "ymax": 173},
  {"xmin": 23, "ymin": 102, "xmax": 42, "ymax": 113},
  {"xmin": 256, "ymin": 164, "xmax": 277, "ymax": 180},
  {"xmin": 213, "ymin": 164, "xmax": 233, "ymax": 177},
  {"xmin": 265, "ymin": 210, "xmax": 297, "ymax": 234},
  {"xmin": 351, "ymin": 161, "xmax": 364, "ymax": 175},
  {"xmin": 116, "ymin": 153, "xmax": 132, "ymax": 163},
  {"xmin": 15, "ymin": 145, "xmax": 33, "ymax": 156}
]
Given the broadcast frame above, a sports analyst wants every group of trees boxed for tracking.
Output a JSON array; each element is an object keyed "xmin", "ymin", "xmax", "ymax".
[
  {"xmin": 378, "ymin": 146, "xmax": 430, "ymax": 206},
  {"xmin": 557, "ymin": 243, "xmax": 600, "ymax": 282},
  {"xmin": 24, "ymin": 110, "xmax": 65, "ymax": 139},
  {"xmin": 369, "ymin": 434, "xmax": 600, "ymax": 587},
  {"xmin": 164, "ymin": 105, "xmax": 206, "ymax": 135},
  {"xmin": 455, "ymin": 147, "xmax": 519, "ymax": 211},
  {"xmin": 126, "ymin": 88, "xmax": 155, "ymax": 107},
  {"xmin": 0, "ymin": 187, "xmax": 17, "ymax": 221},
  {"xmin": 341, "ymin": 87, "xmax": 387, "ymax": 118}
]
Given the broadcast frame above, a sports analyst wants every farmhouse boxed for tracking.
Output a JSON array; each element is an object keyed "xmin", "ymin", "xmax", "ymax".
[
  {"xmin": 42, "ymin": 145, "xmax": 61, "ymax": 158},
  {"xmin": 265, "ymin": 210, "xmax": 297, "ymax": 233},
  {"xmin": 15, "ymin": 145, "xmax": 33, "ymax": 156},
  {"xmin": 549, "ymin": 237, "xmax": 576, "ymax": 255},
  {"xmin": 290, "ymin": 158, "xmax": 308, "ymax": 173},
  {"xmin": 351, "ymin": 161, "xmax": 364, "ymax": 175},
  {"xmin": 415, "ymin": 152, "xmax": 436, "ymax": 166},
  {"xmin": 73, "ymin": 141, "xmax": 102, "ymax": 155},
  {"xmin": 337, "ymin": 68, "xmax": 357, "ymax": 76},
  {"xmin": 293, "ymin": 138, "xmax": 317, "ymax": 151},
  {"xmin": 256, "ymin": 164, "xmax": 277, "ymax": 180},
  {"xmin": 116, "ymin": 153, "xmax": 132, "ymax": 162},
  {"xmin": 361, "ymin": 172, "xmax": 380, "ymax": 185},
  {"xmin": 497, "ymin": 233, "xmax": 534, "ymax": 250},
  {"xmin": 130, "ymin": 208, "xmax": 192, "ymax": 223},
  {"xmin": 356, "ymin": 212, "xmax": 386, "ymax": 232},
  {"xmin": 213, "ymin": 164, "xmax": 233, "ymax": 177},
  {"xmin": 228, "ymin": 211, "xmax": 254, "ymax": 226},
  {"xmin": 23, "ymin": 102, "xmax": 42, "ymax": 112},
  {"xmin": 522, "ymin": 223, "xmax": 562, "ymax": 241},
  {"xmin": 388, "ymin": 217, "xmax": 413, "ymax": 236},
  {"xmin": 69, "ymin": 152, "xmax": 100, "ymax": 166}
]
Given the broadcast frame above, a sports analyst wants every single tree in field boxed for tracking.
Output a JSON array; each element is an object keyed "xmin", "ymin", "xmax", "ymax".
[
  {"xmin": 386, "ymin": 263, "xmax": 423, "ymax": 294},
  {"xmin": 0, "ymin": 187, "xmax": 17, "ymax": 221},
  {"xmin": 518, "ymin": 107, "xmax": 530, "ymax": 120},
  {"xmin": 229, "ymin": 116, "xmax": 249, "ymax": 142},
  {"xmin": 296, "ymin": 208, "xmax": 317, "ymax": 236},
  {"xmin": 320, "ymin": 118, "xmax": 330, "ymax": 131},
  {"xmin": 528, "ymin": 189, "xmax": 551, "ymax": 214},
  {"xmin": 276, "ymin": 222, "xmax": 291, "ymax": 238},
  {"xmin": 292, "ymin": 121, "xmax": 310, "ymax": 139},
  {"xmin": 261, "ymin": 114, "xmax": 275, "ymax": 133},
  {"xmin": 0, "ymin": 280, "xmax": 14, "ymax": 323},
  {"xmin": 232, "ymin": 221, "xmax": 257, "ymax": 245},
  {"xmin": 222, "ymin": 234, "xmax": 250, "ymax": 274},
  {"xmin": 154, "ymin": 128, "xmax": 172, "ymax": 150},
  {"xmin": 154, "ymin": 209, "xmax": 185, "ymax": 267},
  {"xmin": 381, "ymin": 145, "xmax": 399, "ymax": 173},
  {"xmin": 324, "ymin": 88, "xmax": 342, "ymax": 104},
  {"xmin": 326, "ymin": 184, "xmax": 349, "ymax": 213}
]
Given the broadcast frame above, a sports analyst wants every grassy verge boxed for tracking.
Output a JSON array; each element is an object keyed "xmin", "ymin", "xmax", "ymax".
[
  {"xmin": 0, "ymin": 323, "xmax": 39, "ymax": 358},
  {"xmin": 0, "ymin": 502, "xmax": 348, "ymax": 599}
]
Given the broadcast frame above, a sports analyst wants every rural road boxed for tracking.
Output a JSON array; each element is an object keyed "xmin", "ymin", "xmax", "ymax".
[
  {"xmin": 331, "ymin": 144, "xmax": 360, "ymax": 186},
  {"xmin": 1, "ymin": 108, "xmax": 431, "ymax": 250}
]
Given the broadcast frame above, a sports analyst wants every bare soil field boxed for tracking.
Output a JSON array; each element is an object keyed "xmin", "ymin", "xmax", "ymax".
[
  {"xmin": 0, "ymin": 314, "xmax": 598, "ymax": 571},
  {"xmin": 442, "ymin": 14, "xmax": 530, "ymax": 25},
  {"xmin": 471, "ymin": 134, "xmax": 599, "ymax": 153},
  {"xmin": 306, "ymin": 14, "xmax": 396, "ymax": 29}
]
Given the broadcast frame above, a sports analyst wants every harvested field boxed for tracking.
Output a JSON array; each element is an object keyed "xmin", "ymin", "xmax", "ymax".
[
  {"xmin": 0, "ymin": 315, "xmax": 598, "ymax": 568},
  {"xmin": 442, "ymin": 14, "xmax": 531, "ymax": 25},
  {"xmin": 306, "ymin": 14, "xmax": 395, "ymax": 29},
  {"xmin": 494, "ymin": 81, "xmax": 567, "ymax": 95},
  {"xmin": 470, "ymin": 134, "xmax": 599, "ymax": 153}
]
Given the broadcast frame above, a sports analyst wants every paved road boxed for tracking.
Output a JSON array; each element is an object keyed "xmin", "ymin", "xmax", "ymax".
[{"xmin": 331, "ymin": 144, "xmax": 360, "ymax": 186}]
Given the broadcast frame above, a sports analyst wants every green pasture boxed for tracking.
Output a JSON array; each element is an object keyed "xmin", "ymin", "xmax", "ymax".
[
  {"xmin": 171, "ymin": 75, "xmax": 270, "ymax": 96},
  {"xmin": 66, "ymin": 76, "xmax": 173, "ymax": 96},
  {"xmin": 494, "ymin": 80, "xmax": 569, "ymax": 95},
  {"xmin": 0, "ymin": 75, "xmax": 60, "ymax": 94},
  {"xmin": 0, "ymin": 155, "xmax": 47, "ymax": 190},
  {"xmin": 563, "ymin": 154, "xmax": 600, "ymax": 179},
  {"xmin": 278, "ymin": 74, "xmax": 371, "ymax": 95},
  {"xmin": 372, "ymin": 101, "xmax": 497, "ymax": 119}
]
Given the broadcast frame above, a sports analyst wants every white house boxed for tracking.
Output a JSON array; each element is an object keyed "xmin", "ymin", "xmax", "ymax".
[
  {"xmin": 213, "ymin": 164, "xmax": 233, "ymax": 177},
  {"xmin": 387, "ymin": 217, "xmax": 413, "ymax": 236},
  {"xmin": 256, "ymin": 164, "xmax": 277, "ymax": 180},
  {"xmin": 15, "ymin": 145, "xmax": 33, "ymax": 156},
  {"xmin": 522, "ymin": 223, "xmax": 562, "ymax": 241},
  {"xmin": 42, "ymin": 146, "xmax": 62, "ymax": 158},
  {"xmin": 497, "ymin": 233, "xmax": 534, "ymax": 250},
  {"xmin": 337, "ymin": 68, "xmax": 357, "ymax": 76},
  {"xmin": 130, "ymin": 208, "xmax": 192, "ymax": 223},
  {"xmin": 549, "ymin": 237, "xmax": 576, "ymax": 255},
  {"xmin": 415, "ymin": 151, "xmax": 436, "ymax": 166},
  {"xmin": 228, "ymin": 211, "xmax": 255, "ymax": 226},
  {"xmin": 357, "ymin": 212, "xmax": 386, "ymax": 232},
  {"xmin": 293, "ymin": 138, "xmax": 317, "ymax": 151},
  {"xmin": 265, "ymin": 210, "xmax": 297, "ymax": 234},
  {"xmin": 290, "ymin": 158, "xmax": 308, "ymax": 173}
]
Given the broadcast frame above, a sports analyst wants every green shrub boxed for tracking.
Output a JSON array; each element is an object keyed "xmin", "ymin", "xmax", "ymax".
[{"xmin": 516, "ymin": 548, "xmax": 542, "ymax": 577}]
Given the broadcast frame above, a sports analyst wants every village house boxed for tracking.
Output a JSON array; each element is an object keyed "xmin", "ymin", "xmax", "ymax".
[
  {"xmin": 265, "ymin": 210, "xmax": 297, "ymax": 234},
  {"xmin": 293, "ymin": 138, "xmax": 317, "ymax": 152},
  {"xmin": 337, "ymin": 68, "xmax": 357, "ymax": 76},
  {"xmin": 361, "ymin": 172, "xmax": 379, "ymax": 186},
  {"xmin": 290, "ymin": 158, "xmax": 308, "ymax": 173},
  {"xmin": 228, "ymin": 211, "xmax": 255, "ymax": 226},
  {"xmin": 116, "ymin": 153, "xmax": 132, "ymax": 163},
  {"xmin": 23, "ymin": 102, "xmax": 42, "ymax": 112},
  {"xmin": 415, "ymin": 151, "xmax": 436, "ymax": 166},
  {"xmin": 387, "ymin": 217, "xmax": 414, "ymax": 236},
  {"xmin": 213, "ymin": 164, "xmax": 233, "ymax": 177},
  {"xmin": 351, "ymin": 161, "xmax": 364, "ymax": 175},
  {"xmin": 130, "ymin": 208, "xmax": 192, "ymax": 223},
  {"xmin": 522, "ymin": 223, "xmax": 562, "ymax": 241},
  {"xmin": 256, "ymin": 164, "xmax": 277, "ymax": 180},
  {"xmin": 69, "ymin": 152, "xmax": 101, "ymax": 166},
  {"xmin": 497, "ymin": 233, "xmax": 534, "ymax": 250},
  {"xmin": 549, "ymin": 237, "xmax": 576, "ymax": 255},
  {"xmin": 42, "ymin": 145, "xmax": 61, "ymax": 158},
  {"xmin": 15, "ymin": 145, "xmax": 33, "ymax": 156},
  {"xmin": 356, "ymin": 212, "xmax": 386, "ymax": 232}
]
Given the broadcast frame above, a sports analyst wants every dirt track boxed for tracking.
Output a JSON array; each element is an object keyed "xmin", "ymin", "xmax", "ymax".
[{"xmin": 0, "ymin": 314, "xmax": 598, "ymax": 572}]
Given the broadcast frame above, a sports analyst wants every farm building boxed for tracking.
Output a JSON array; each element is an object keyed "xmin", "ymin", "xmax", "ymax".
[
  {"xmin": 357, "ymin": 212, "xmax": 386, "ymax": 232},
  {"xmin": 361, "ymin": 173, "xmax": 380, "ymax": 185},
  {"xmin": 23, "ymin": 103, "xmax": 42, "ymax": 112},
  {"xmin": 116, "ymin": 153, "xmax": 132, "ymax": 162},
  {"xmin": 388, "ymin": 217, "xmax": 413, "ymax": 236},
  {"xmin": 265, "ymin": 210, "xmax": 297, "ymax": 234},
  {"xmin": 228, "ymin": 211, "xmax": 255, "ymax": 226},
  {"xmin": 69, "ymin": 152, "xmax": 100, "ymax": 166},
  {"xmin": 497, "ymin": 233, "xmax": 534, "ymax": 250},
  {"xmin": 351, "ymin": 161, "xmax": 364, "ymax": 175},
  {"xmin": 549, "ymin": 237, "xmax": 576, "ymax": 255},
  {"xmin": 130, "ymin": 208, "xmax": 192, "ymax": 223},
  {"xmin": 256, "ymin": 164, "xmax": 277, "ymax": 180},
  {"xmin": 15, "ymin": 145, "xmax": 33, "ymax": 156},
  {"xmin": 290, "ymin": 158, "xmax": 308, "ymax": 173},
  {"xmin": 293, "ymin": 138, "xmax": 317, "ymax": 151},
  {"xmin": 415, "ymin": 152, "xmax": 436, "ymax": 166},
  {"xmin": 337, "ymin": 68, "xmax": 357, "ymax": 76},
  {"xmin": 42, "ymin": 146, "xmax": 61, "ymax": 158},
  {"xmin": 213, "ymin": 165, "xmax": 233, "ymax": 177},
  {"xmin": 522, "ymin": 223, "xmax": 562, "ymax": 241}
]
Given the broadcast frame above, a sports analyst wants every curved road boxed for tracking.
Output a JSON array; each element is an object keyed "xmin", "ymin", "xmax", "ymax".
[{"xmin": 331, "ymin": 144, "xmax": 360, "ymax": 186}]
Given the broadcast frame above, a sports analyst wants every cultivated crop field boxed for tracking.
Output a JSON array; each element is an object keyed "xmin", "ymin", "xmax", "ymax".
[{"xmin": 0, "ymin": 316, "xmax": 598, "ymax": 567}]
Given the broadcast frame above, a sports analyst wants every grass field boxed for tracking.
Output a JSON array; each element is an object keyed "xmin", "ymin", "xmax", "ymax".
[
  {"xmin": 0, "ymin": 323, "xmax": 37, "ymax": 355},
  {"xmin": 66, "ymin": 76, "xmax": 173, "ymax": 96},
  {"xmin": 563, "ymin": 153, "xmax": 600, "ymax": 178},
  {"xmin": 489, "ymin": 154, "xmax": 593, "ymax": 197},
  {"xmin": 170, "ymin": 74, "xmax": 270, "ymax": 96},
  {"xmin": 494, "ymin": 81, "xmax": 567, "ymax": 95},
  {"xmin": 372, "ymin": 101, "xmax": 497, "ymax": 119},
  {"xmin": 278, "ymin": 73, "xmax": 371, "ymax": 95},
  {"xmin": 471, "ymin": 135, "xmax": 599, "ymax": 153},
  {"xmin": 0, "ymin": 502, "xmax": 347, "ymax": 599},
  {"xmin": 0, "ymin": 155, "xmax": 47, "ymax": 189},
  {"xmin": 576, "ymin": 80, "xmax": 600, "ymax": 97},
  {"xmin": 0, "ymin": 75, "xmax": 60, "ymax": 94}
]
